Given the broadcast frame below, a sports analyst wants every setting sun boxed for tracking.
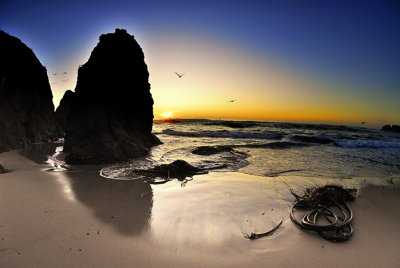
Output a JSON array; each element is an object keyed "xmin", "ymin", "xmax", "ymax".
[{"xmin": 160, "ymin": 111, "xmax": 174, "ymax": 119}]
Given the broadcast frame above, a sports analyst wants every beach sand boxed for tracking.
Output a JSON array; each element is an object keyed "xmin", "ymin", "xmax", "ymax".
[{"xmin": 1, "ymin": 149, "xmax": 399, "ymax": 267}]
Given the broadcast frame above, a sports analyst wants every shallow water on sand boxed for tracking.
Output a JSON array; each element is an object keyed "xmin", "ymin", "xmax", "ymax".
[{"xmin": 101, "ymin": 119, "xmax": 400, "ymax": 182}]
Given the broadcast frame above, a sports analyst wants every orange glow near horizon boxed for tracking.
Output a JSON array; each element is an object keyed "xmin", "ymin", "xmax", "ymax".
[
  {"xmin": 50, "ymin": 29, "xmax": 399, "ymax": 129},
  {"xmin": 145, "ymin": 32, "xmax": 399, "ymax": 128},
  {"xmin": 159, "ymin": 111, "xmax": 175, "ymax": 119}
]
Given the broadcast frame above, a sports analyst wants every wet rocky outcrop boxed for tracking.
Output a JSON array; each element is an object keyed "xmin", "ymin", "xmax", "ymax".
[
  {"xmin": 0, "ymin": 163, "xmax": 9, "ymax": 173},
  {"xmin": 131, "ymin": 160, "xmax": 208, "ymax": 183},
  {"xmin": 63, "ymin": 28, "xmax": 161, "ymax": 164},
  {"xmin": 0, "ymin": 30, "xmax": 57, "ymax": 153},
  {"xmin": 192, "ymin": 145, "xmax": 238, "ymax": 155}
]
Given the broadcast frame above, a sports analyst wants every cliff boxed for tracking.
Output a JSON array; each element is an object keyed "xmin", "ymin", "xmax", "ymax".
[{"xmin": 0, "ymin": 30, "xmax": 57, "ymax": 152}]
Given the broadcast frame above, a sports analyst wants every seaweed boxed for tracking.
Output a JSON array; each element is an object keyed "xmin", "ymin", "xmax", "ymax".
[{"xmin": 290, "ymin": 185, "xmax": 357, "ymax": 242}]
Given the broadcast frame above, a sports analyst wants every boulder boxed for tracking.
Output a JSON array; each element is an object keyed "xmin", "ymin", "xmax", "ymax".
[
  {"xmin": 63, "ymin": 29, "xmax": 161, "ymax": 164},
  {"xmin": 0, "ymin": 30, "xmax": 57, "ymax": 152},
  {"xmin": 192, "ymin": 145, "xmax": 236, "ymax": 155},
  {"xmin": 0, "ymin": 164, "xmax": 9, "ymax": 173}
]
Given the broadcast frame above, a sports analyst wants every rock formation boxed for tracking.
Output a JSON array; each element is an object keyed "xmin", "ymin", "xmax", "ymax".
[
  {"xmin": 0, "ymin": 30, "xmax": 57, "ymax": 152},
  {"xmin": 55, "ymin": 89, "xmax": 75, "ymax": 134},
  {"xmin": 382, "ymin": 125, "xmax": 400, "ymax": 133},
  {"xmin": 63, "ymin": 28, "xmax": 161, "ymax": 164},
  {"xmin": 0, "ymin": 163, "xmax": 9, "ymax": 173}
]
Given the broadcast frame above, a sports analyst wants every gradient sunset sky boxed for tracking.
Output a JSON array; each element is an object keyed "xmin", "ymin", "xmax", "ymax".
[{"xmin": 1, "ymin": 0, "xmax": 399, "ymax": 127}]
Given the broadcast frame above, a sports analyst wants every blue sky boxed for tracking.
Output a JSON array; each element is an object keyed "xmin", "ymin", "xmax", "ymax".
[{"xmin": 1, "ymin": 0, "xmax": 399, "ymax": 126}]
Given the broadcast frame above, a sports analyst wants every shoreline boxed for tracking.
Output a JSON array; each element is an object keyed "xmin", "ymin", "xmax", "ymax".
[{"xmin": 1, "ymin": 150, "xmax": 399, "ymax": 267}]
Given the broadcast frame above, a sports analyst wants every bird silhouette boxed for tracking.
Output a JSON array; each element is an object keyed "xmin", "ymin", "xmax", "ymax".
[
  {"xmin": 228, "ymin": 100, "xmax": 236, "ymax": 103},
  {"xmin": 175, "ymin": 72, "xmax": 185, "ymax": 78},
  {"xmin": 361, "ymin": 122, "xmax": 365, "ymax": 125}
]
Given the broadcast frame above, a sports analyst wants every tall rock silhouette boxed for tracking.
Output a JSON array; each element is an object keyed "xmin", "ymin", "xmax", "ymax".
[
  {"xmin": 64, "ymin": 28, "xmax": 161, "ymax": 164},
  {"xmin": 0, "ymin": 30, "xmax": 57, "ymax": 152},
  {"xmin": 55, "ymin": 89, "xmax": 75, "ymax": 134}
]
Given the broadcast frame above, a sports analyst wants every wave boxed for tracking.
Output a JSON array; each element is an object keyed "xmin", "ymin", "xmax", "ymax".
[
  {"xmin": 181, "ymin": 119, "xmax": 364, "ymax": 132},
  {"xmin": 162, "ymin": 129, "xmax": 284, "ymax": 140},
  {"xmin": 334, "ymin": 139, "xmax": 400, "ymax": 148},
  {"xmin": 289, "ymin": 135, "xmax": 333, "ymax": 144},
  {"xmin": 234, "ymin": 141, "xmax": 310, "ymax": 149}
]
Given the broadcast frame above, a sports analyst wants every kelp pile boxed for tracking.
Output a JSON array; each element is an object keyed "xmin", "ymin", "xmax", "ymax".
[{"xmin": 290, "ymin": 185, "xmax": 357, "ymax": 242}]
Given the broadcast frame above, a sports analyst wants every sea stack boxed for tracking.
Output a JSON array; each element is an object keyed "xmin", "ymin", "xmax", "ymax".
[
  {"xmin": 0, "ymin": 30, "xmax": 57, "ymax": 152},
  {"xmin": 63, "ymin": 28, "xmax": 161, "ymax": 164},
  {"xmin": 55, "ymin": 89, "xmax": 75, "ymax": 134}
]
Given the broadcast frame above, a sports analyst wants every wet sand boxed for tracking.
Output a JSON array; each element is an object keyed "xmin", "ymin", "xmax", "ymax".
[{"xmin": 1, "ymin": 149, "xmax": 399, "ymax": 267}]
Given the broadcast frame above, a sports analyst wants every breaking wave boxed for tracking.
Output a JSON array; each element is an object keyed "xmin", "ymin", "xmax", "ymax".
[
  {"xmin": 334, "ymin": 139, "xmax": 400, "ymax": 148},
  {"xmin": 162, "ymin": 129, "xmax": 284, "ymax": 140}
]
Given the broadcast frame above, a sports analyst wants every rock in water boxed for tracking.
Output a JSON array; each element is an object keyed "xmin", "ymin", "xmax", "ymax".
[
  {"xmin": 55, "ymin": 90, "xmax": 75, "ymax": 134},
  {"xmin": 382, "ymin": 125, "xmax": 400, "ymax": 133},
  {"xmin": 64, "ymin": 29, "xmax": 161, "ymax": 164},
  {"xmin": 0, "ymin": 30, "xmax": 57, "ymax": 152}
]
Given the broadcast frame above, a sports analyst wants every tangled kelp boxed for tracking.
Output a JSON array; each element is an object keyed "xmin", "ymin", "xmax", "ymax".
[{"xmin": 290, "ymin": 185, "xmax": 357, "ymax": 242}]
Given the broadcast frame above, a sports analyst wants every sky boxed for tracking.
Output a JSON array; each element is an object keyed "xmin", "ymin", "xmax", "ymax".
[{"xmin": 1, "ymin": 0, "xmax": 399, "ymax": 127}]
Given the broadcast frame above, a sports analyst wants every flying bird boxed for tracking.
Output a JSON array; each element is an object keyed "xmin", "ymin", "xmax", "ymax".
[
  {"xmin": 228, "ymin": 100, "xmax": 236, "ymax": 103},
  {"xmin": 175, "ymin": 72, "xmax": 185, "ymax": 78}
]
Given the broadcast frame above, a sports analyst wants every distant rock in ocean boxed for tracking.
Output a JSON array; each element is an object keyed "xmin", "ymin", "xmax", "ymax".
[
  {"xmin": 63, "ymin": 28, "xmax": 161, "ymax": 164},
  {"xmin": 55, "ymin": 90, "xmax": 75, "ymax": 134},
  {"xmin": 382, "ymin": 125, "xmax": 400, "ymax": 133},
  {"xmin": 0, "ymin": 30, "xmax": 58, "ymax": 153}
]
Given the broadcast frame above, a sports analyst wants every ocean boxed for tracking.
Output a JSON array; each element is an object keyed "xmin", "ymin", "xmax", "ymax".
[{"xmin": 100, "ymin": 119, "xmax": 400, "ymax": 182}]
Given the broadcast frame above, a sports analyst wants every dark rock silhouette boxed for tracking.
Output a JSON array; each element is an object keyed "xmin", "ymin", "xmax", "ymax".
[
  {"xmin": 131, "ymin": 159, "xmax": 208, "ymax": 183},
  {"xmin": 192, "ymin": 145, "xmax": 237, "ymax": 155},
  {"xmin": 64, "ymin": 28, "xmax": 161, "ymax": 164},
  {"xmin": 290, "ymin": 135, "xmax": 333, "ymax": 144},
  {"xmin": 382, "ymin": 125, "xmax": 400, "ymax": 133},
  {"xmin": 0, "ymin": 163, "xmax": 9, "ymax": 173},
  {"xmin": 55, "ymin": 90, "xmax": 75, "ymax": 134},
  {"xmin": 0, "ymin": 30, "xmax": 57, "ymax": 153}
]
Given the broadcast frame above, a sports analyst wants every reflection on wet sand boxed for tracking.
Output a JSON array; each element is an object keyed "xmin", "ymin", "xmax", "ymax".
[
  {"xmin": 29, "ymin": 142, "xmax": 155, "ymax": 237},
  {"xmin": 19, "ymin": 142, "xmax": 61, "ymax": 164},
  {"xmin": 63, "ymin": 168, "xmax": 153, "ymax": 236}
]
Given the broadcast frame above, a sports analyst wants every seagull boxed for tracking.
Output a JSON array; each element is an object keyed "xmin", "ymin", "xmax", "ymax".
[
  {"xmin": 228, "ymin": 100, "xmax": 236, "ymax": 103},
  {"xmin": 175, "ymin": 72, "xmax": 185, "ymax": 78}
]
